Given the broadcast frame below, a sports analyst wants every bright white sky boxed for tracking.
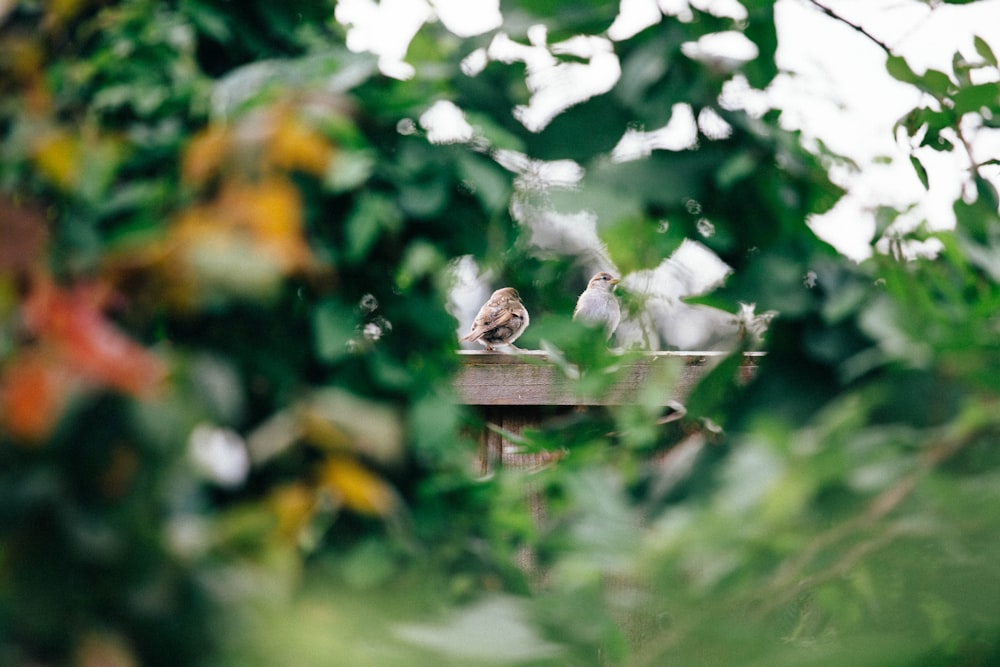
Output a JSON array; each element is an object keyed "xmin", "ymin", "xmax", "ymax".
[{"xmin": 773, "ymin": 0, "xmax": 1000, "ymax": 260}]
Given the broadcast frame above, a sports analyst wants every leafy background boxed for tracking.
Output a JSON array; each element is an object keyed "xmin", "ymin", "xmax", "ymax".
[{"xmin": 1, "ymin": 0, "xmax": 999, "ymax": 665}]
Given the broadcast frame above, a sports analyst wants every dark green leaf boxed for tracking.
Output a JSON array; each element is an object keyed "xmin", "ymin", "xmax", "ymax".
[
  {"xmin": 345, "ymin": 194, "xmax": 402, "ymax": 263},
  {"xmin": 682, "ymin": 351, "xmax": 748, "ymax": 428},
  {"xmin": 910, "ymin": 155, "xmax": 930, "ymax": 190},
  {"xmin": 951, "ymin": 82, "xmax": 1000, "ymax": 116},
  {"xmin": 886, "ymin": 55, "xmax": 919, "ymax": 84},
  {"xmin": 921, "ymin": 69, "xmax": 953, "ymax": 97},
  {"xmin": 312, "ymin": 300, "xmax": 357, "ymax": 362},
  {"xmin": 456, "ymin": 152, "xmax": 512, "ymax": 214},
  {"xmin": 976, "ymin": 175, "xmax": 1000, "ymax": 213}
]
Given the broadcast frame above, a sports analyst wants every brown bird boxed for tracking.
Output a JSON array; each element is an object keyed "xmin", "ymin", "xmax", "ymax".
[
  {"xmin": 460, "ymin": 287, "xmax": 530, "ymax": 351},
  {"xmin": 573, "ymin": 271, "xmax": 620, "ymax": 340}
]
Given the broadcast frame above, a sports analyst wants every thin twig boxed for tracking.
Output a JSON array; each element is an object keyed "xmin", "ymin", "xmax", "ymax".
[
  {"xmin": 803, "ymin": 0, "xmax": 894, "ymax": 57},
  {"xmin": 955, "ymin": 121, "xmax": 984, "ymax": 181},
  {"xmin": 804, "ymin": 2, "xmax": 985, "ymax": 189},
  {"xmin": 762, "ymin": 424, "xmax": 977, "ymax": 613}
]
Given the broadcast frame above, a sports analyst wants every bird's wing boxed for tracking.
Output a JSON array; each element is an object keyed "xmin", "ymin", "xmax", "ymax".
[
  {"xmin": 461, "ymin": 304, "xmax": 515, "ymax": 341},
  {"xmin": 572, "ymin": 291, "xmax": 591, "ymax": 320}
]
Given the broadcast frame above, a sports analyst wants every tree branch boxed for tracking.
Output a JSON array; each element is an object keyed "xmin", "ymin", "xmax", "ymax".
[
  {"xmin": 803, "ymin": 0, "xmax": 894, "ymax": 57},
  {"xmin": 762, "ymin": 423, "xmax": 979, "ymax": 613}
]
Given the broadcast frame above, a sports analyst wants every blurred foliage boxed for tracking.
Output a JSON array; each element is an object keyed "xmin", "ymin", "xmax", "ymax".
[{"xmin": 2, "ymin": 0, "xmax": 1000, "ymax": 665}]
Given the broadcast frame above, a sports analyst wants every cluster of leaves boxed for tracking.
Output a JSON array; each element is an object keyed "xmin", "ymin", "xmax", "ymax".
[{"xmin": 1, "ymin": 0, "xmax": 999, "ymax": 665}]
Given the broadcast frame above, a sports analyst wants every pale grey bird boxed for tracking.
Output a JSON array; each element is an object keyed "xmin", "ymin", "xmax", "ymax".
[
  {"xmin": 460, "ymin": 287, "xmax": 530, "ymax": 351},
  {"xmin": 573, "ymin": 271, "xmax": 620, "ymax": 340}
]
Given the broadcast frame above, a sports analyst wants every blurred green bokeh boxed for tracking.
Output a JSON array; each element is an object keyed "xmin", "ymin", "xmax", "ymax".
[{"xmin": 2, "ymin": 1, "xmax": 1000, "ymax": 665}]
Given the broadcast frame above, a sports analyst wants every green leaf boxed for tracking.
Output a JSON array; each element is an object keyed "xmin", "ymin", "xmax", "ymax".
[
  {"xmin": 456, "ymin": 152, "xmax": 512, "ymax": 214},
  {"xmin": 464, "ymin": 111, "xmax": 526, "ymax": 152},
  {"xmin": 616, "ymin": 31, "xmax": 673, "ymax": 114},
  {"xmin": 921, "ymin": 69, "xmax": 953, "ymax": 98},
  {"xmin": 345, "ymin": 194, "xmax": 402, "ymax": 263},
  {"xmin": 952, "ymin": 51, "xmax": 973, "ymax": 87},
  {"xmin": 682, "ymin": 351, "xmax": 749, "ymax": 428},
  {"xmin": 393, "ymin": 595, "xmax": 565, "ymax": 663},
  {"xmin": 398, "ymin": 176, "xmax": 451, "ymax": 219},
  {"xmin": 604, "ymin": 215, "xmax": 685, "ymax": 272},
  {"xmin": 313, "ymin": 300, "xmax": 357, "ymax": 362},
  {"xmin": 917, "ymin": 108, "xmax": 957, "ymax": 151},
  {"xmin": 910, "ymin": 155, "xmax": 930, "ymax": 190},
  {"xmin": 951, "ymin": 82, "xmax": 1000, "ymax": 116},
  {"xmin": 527, "ymin": 95, "xmax": 631, "ymax": 162},
  {"xmin": 395, "ymin": 241, "xmax": 446, "ymax": 291},
  {"xmin": 974, "ymin": 35, "xmax": 998, "ymax": 67},
  {"xmin": 340, "ymin": 539, "xmax": 398, "ymax": 589},
  {"xmin": 408, "ymin": 392, "xmax": 466, "ymax": 466},
  {"xmin": 326, "ymin": 149, "xmax": 376, "ymax": 193},
  {"xmin": 886, "ymin": 55, "xmax": 919, "ymax": 84},
  {"xmin": 976, "ymin": 175, "xmax": 1000, "ymax": 213},
  {"xmin": 182, "ymin": 0, "xmax": 233, "ymax": 43},
  {"xmin": 742, "ymin": 3, "xmax": 778, "ymax": 88},
  {"xmin": 715, "ymin": 150, "xmax": 758, "ymax": 190}
]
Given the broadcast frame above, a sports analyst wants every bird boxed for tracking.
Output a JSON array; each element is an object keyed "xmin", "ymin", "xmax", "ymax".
[
  {"xmin": 573, "ymin": 271, "xmax": 620, "ymax": 340},
  {"xmin": 460, "ymin": 287, "xmax": 530, "ymax": 351}
]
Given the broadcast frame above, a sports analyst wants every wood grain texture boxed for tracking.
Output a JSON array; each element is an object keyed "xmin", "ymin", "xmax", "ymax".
[{"xmin": 455, "ymin": 350, "xmax": 763, "ymax": 406}]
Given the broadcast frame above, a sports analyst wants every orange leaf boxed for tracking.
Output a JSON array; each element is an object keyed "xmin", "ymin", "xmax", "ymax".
[
  {"xmin": 0, "ymin": 350, "xmax": 76, "ymax": 444},
  {"xmin": 182, "ymin": 126, "xmax": 230, "ymax": 186}
]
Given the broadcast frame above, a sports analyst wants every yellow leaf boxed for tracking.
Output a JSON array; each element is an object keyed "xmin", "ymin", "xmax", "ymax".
[
  {"xmin": 47, "ymin": 0, "xmax": 90, "ymax": 24},
  {"xmin": 319, "ymin": 456, "xmax": 397, "ymax": 517},
  {"xmin": 299, "ymin": 409, "xmax": 353, "ymax": 452},
  {"xmin": 182, "ymin": 126, "xmax": 230, "ymax": 186},
  {"xmin": 268, "ymin": 114, "xmax": 334, "ymax": 176},
  {"xmin": 270, "ymin": 482, "xmax": 317, "ymax": 541},
  {"xmin": 33, "ymin": 131, "xmax": 80, "ymax": 190},
  {"xmin": 162, "ymin": 177, "xmax": 313, "ymax": 306},
  {"xmin": 219, "ymin": 178, "xmax": 311, "ymax": 272},
  {"xmin": 2, "ymin": 34, "xmax": 44, "ymax": 82},
  {"xmin": 302, "ymin": 388, "xmax": 406, "ymax": 465}
]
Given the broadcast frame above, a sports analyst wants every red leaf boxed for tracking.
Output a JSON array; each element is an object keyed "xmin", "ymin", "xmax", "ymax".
[
  {"xmin": 0, "ymin": 196, "xmax": 48, "ymax": 273},
  {"xmin": 22, "ymin": 277, "xmax": 168, "ymax": 397}
]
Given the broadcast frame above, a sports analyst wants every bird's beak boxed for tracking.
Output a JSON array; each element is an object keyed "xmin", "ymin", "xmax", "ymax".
[{"xmin": 610, "ymin": 278, "xmax": 620, "ymax": 285}]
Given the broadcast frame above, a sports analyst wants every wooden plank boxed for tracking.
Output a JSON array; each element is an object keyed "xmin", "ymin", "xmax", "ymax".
[{"xmin": 455, "ymin": 350, "xmax": 763, "ymax": 406}]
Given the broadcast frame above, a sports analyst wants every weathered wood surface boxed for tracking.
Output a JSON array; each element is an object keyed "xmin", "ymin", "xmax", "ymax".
[
  {"xmin": 458, "ymin": 350, "xmax": 764, "ymax": 475},
  {"xmin": 455, "ymin": 350, "xmax": 763, "ymax": 407}
]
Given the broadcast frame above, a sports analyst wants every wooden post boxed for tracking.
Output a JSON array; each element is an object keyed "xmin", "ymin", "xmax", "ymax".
[{"xmin": 455, "ymin": 350, "xmax": 763, "ymax": 472}]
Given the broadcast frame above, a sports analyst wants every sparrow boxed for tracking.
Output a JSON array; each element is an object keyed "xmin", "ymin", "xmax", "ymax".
[
  {"xmin": 573, "ymin": 271, "xmax": 620, "ymax": 340},
  {"xmin": 460, "ymin": 287, "xmax": 530, "ymax": 351}
]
